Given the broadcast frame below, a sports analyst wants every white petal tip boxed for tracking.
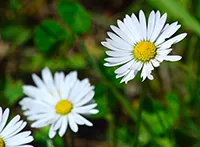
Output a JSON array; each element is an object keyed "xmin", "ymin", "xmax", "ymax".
[{"xmin": 104, "ymin": 63, "xmax": 110, "ymax": 66}]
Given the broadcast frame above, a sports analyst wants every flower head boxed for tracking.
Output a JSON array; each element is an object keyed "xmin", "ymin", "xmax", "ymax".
[
  {"xmin": 19, "ymin": 67, "xmax": 99, "ymax": 138},
  {"xmin": 102, "ymin": 10, "xmax": 187, "ymax": 83},
  {"xmin": 0, "ymin": 107, "xmax": 33, "ymax": 147}
]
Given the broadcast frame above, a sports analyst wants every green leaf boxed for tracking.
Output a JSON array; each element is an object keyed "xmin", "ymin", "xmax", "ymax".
[
  {"xmin": 147, "ymin": 0, "xmax": 200, "ymax": 36},
  {"xmin": 1, "ymin": 25, "xmax": 31, "ymax": 45},
  {"xmin": 4, "ymin": 77, "xmax": 23, "ymax": 105},
  {"xmin": 57, "ymin": 1, "xmax": 91, "ymax": 34},
  {"xmin": 34, "ymin": 20, "xmax": 67, "ymax": 52}
]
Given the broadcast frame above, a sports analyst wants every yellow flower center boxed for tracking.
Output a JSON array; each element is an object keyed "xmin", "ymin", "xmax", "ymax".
[
  {"xmin": 133, "ymin": 41, "xmax": 156, "ymax": 62},
  {"xmin": 55, "ymin": 100, "xmax": 72, "ymax": 115},
  {"xmin": 0, "ymin": 138, "xmax": 5, "ymax": 147}
]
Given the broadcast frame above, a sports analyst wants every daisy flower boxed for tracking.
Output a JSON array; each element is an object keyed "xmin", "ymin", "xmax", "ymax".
[
  {"xmin": 102, "ymin": 10, "xmax": 187, "ymax": 83},
  {"xmin": 19, "ymin": 67, "xmax": 99, "ymax": 138},
  {"xmin": 0, "ymin": 107, "xmax": 33, "ymax": 147}
]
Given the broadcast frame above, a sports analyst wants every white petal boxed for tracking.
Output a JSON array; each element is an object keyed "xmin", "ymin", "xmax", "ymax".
[
  {"xmin": 104, "ymin": 56, "xmax": 133, "ymax": 67},
  {"xmin": 105, "ymin": 51, "xmax": 132, "ymax": 57},
  {"xmin": 151, "ymin": 59, "xmax": 160, "ymax": 67},
  {"xmin": 88, "ymin": 109, "xmax": 99, "ymax": 114},
  {"xmin": 0, "ymin": 115, "xmax": 20, "ymax": 137},
  {"xmin": 5, "ymin": 131, "xmax": 33, "ymax": 146},
  {"xmin": 101, "ymin": 41, "xmax": 127, "ymax": 52},
  {"xmin": 147, "ymin": 10, "xmax": 156, "ymax": 40},
  {"xmin": 116, "ymin": 69, "xmax": 130, "ymax": 79},
  {"xmin": 150, "ymin": 12, "xmax": 167, "ymax": 42},
  {"xmin": 54, "ymin": 72, "xmax": 65, "ymax": 92},
  {"xmin": 110, "ymin": 25, "xmax": 135, "ymax": 45},
  {"xmin": 49, "ymin": 125, "xmax": 56, "ymax": 138},
  {"xmin": 3, "ymin": 121, "xmax": 27, "ymax": 139},
  {"xmin": 124, "ymin": 14, "xmax": 141, "ymax": 42},
  {"xmin": 157, "ymin": 49, "xmax": 172, "ymax": 56},
  {"xmin": 107, "ymin": 32, "xmax": 133, "ymax": 46},
  {"xmin": 22, "ymin": 85, "xmax": 40, "ymax": 98},
  {"xmin": 120, "ymin": 70, "xmax": 138, "ymax": 84},
  {"xmin": 130, "ymin": 13, "xmax": 143, "ymax": 41},
  {"xmin": 158, "ymin": 33, "xmax": 187, "ymax": 50},
  {"xmin": 105, "ymin": 55, "xmax": 133, "ymax": 63},
  {"xmin": 42, "ymin": 67, "xmax": 54, "ymax": 85},
  {"xmin": 32, "ymin": 74, "xmax": 46, "ymax": 89},
  {"xmin": 141, "ymin": 63, "xmax": 154, "ymax": 82},
  {"xmin": 0, "ymin": 108, "xmax": 2, "ymax": 125},
  {"xmin": 115, "ymin": 60, "xmax": 134, "ymax": 74},
  {"xmin": 72, "ymin": 113, "xmax": 93, "ymax": 126},
  {"xmin": 58, "ymin": 116, "xmax": 68, "ymax": 137},
  {"xmin": 129, "ymin": 60, "xmax": 143, "ymax": 71},
  {"xmin": 0, "ymin": 108, "xmax": 10, "ymax": 133},
  {"xmin": 155, "ymin": 22, "xmax": 181, "ymax": 45},
  {"xmin": 52, "ymin": 116, "xmax": 62, "ymax": 131},
  {"xmin": 68, "ymin": 114, "xmax": 78, "ymax": 133},
  {"xmin": 147, "ymin": 74, "xmax": 154, "ymax": 80},
  {"xmin": 74, "ymin": 91, "xmax": 95, "ymax": 107},
  {"xmin": 141, "ymin": 64, "xmax": 147, "ymax": 81},
  {"xmin": 106, "ymin": 38, "xmax": 133, "ymax": 51},
  {"xmin": 163, "ymin": 55, "xmax": 182, "ymax": 61},
  {"xmin": 139, "ymin": 10, "xmax": 147, "ymax": 40},
  {"xmin": 117, "ymin": 19, "xmax": 138, "ymax": 43},
  {"xmin": 72, "ymin": 104, "xmax": 97, "ymax": 114}
]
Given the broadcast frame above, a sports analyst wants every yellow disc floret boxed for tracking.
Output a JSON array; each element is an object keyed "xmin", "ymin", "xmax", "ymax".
[
  {"xmin": 0, "ymin": 138, "xmax": 5, "ymax": 147},
  {"xmin": 55, "ymin": 100, "xmax": 72, "ymax": 115},
  {"xmin": 133, "ymin": 41, "xmax": 156, "ymax": 62}
]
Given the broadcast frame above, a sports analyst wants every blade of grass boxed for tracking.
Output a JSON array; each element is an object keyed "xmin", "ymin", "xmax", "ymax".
[{"xmin": 134, "ymin": 86, "xmax": 144, "ymax": 147}]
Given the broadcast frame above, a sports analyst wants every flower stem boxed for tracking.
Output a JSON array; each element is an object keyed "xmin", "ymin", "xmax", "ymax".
[{"xmin": 134, "ymin": 87, "xmax": 144, "ymax": 147}]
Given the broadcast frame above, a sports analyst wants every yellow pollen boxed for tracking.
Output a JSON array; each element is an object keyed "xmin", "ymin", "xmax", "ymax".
[
  {"xmin": 133, "ymin": 41, "xmax": 156, "ymax": 62},
  {"xmin": 0, "ymin": 138, "xmax": 5, "ymax": 147},
  {"xmin": 55, "ymin": 100, "xmax": 72, "ymax": 115}
]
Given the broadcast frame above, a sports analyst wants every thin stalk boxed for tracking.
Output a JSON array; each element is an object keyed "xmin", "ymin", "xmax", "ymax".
[
  {"xmin": 134, "ymin": 88, "xmax": 144, "ymax": 147},
  {"xmin": 106, "ymin": 113, "xmax": 116, "ymax": 147}
]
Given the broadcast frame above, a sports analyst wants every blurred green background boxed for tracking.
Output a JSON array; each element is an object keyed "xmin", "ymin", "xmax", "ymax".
[{"xmin": 0, "ymin": 0, "xmax": 200, "ymax": 146}]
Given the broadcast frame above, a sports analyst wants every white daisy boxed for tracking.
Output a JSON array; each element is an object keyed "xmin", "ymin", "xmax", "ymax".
[
  {"xmin": 102, "ymin": 10, "xmax": 187, "ymax": 83},
  {"xmin": 19, "ymin": 67, "xmax": 99, "ymax": 138},
  {"xmin": 0, "ymin": 107, "xmax": 33, "ymax": 147}
]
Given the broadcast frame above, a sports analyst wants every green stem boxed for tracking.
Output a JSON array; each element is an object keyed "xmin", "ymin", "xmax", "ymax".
[
  {"xmin": 106, "ymin": 113, "xmax": 116, "ymax": 147},
  {"xmin": 134, "ymin": 88, "xmax": 144, "ymax": 147}
]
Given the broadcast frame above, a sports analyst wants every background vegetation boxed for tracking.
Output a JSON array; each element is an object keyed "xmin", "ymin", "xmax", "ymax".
[{"xmin": 0, "ymin": 0, "xmax": 200, "ymax": 146}]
